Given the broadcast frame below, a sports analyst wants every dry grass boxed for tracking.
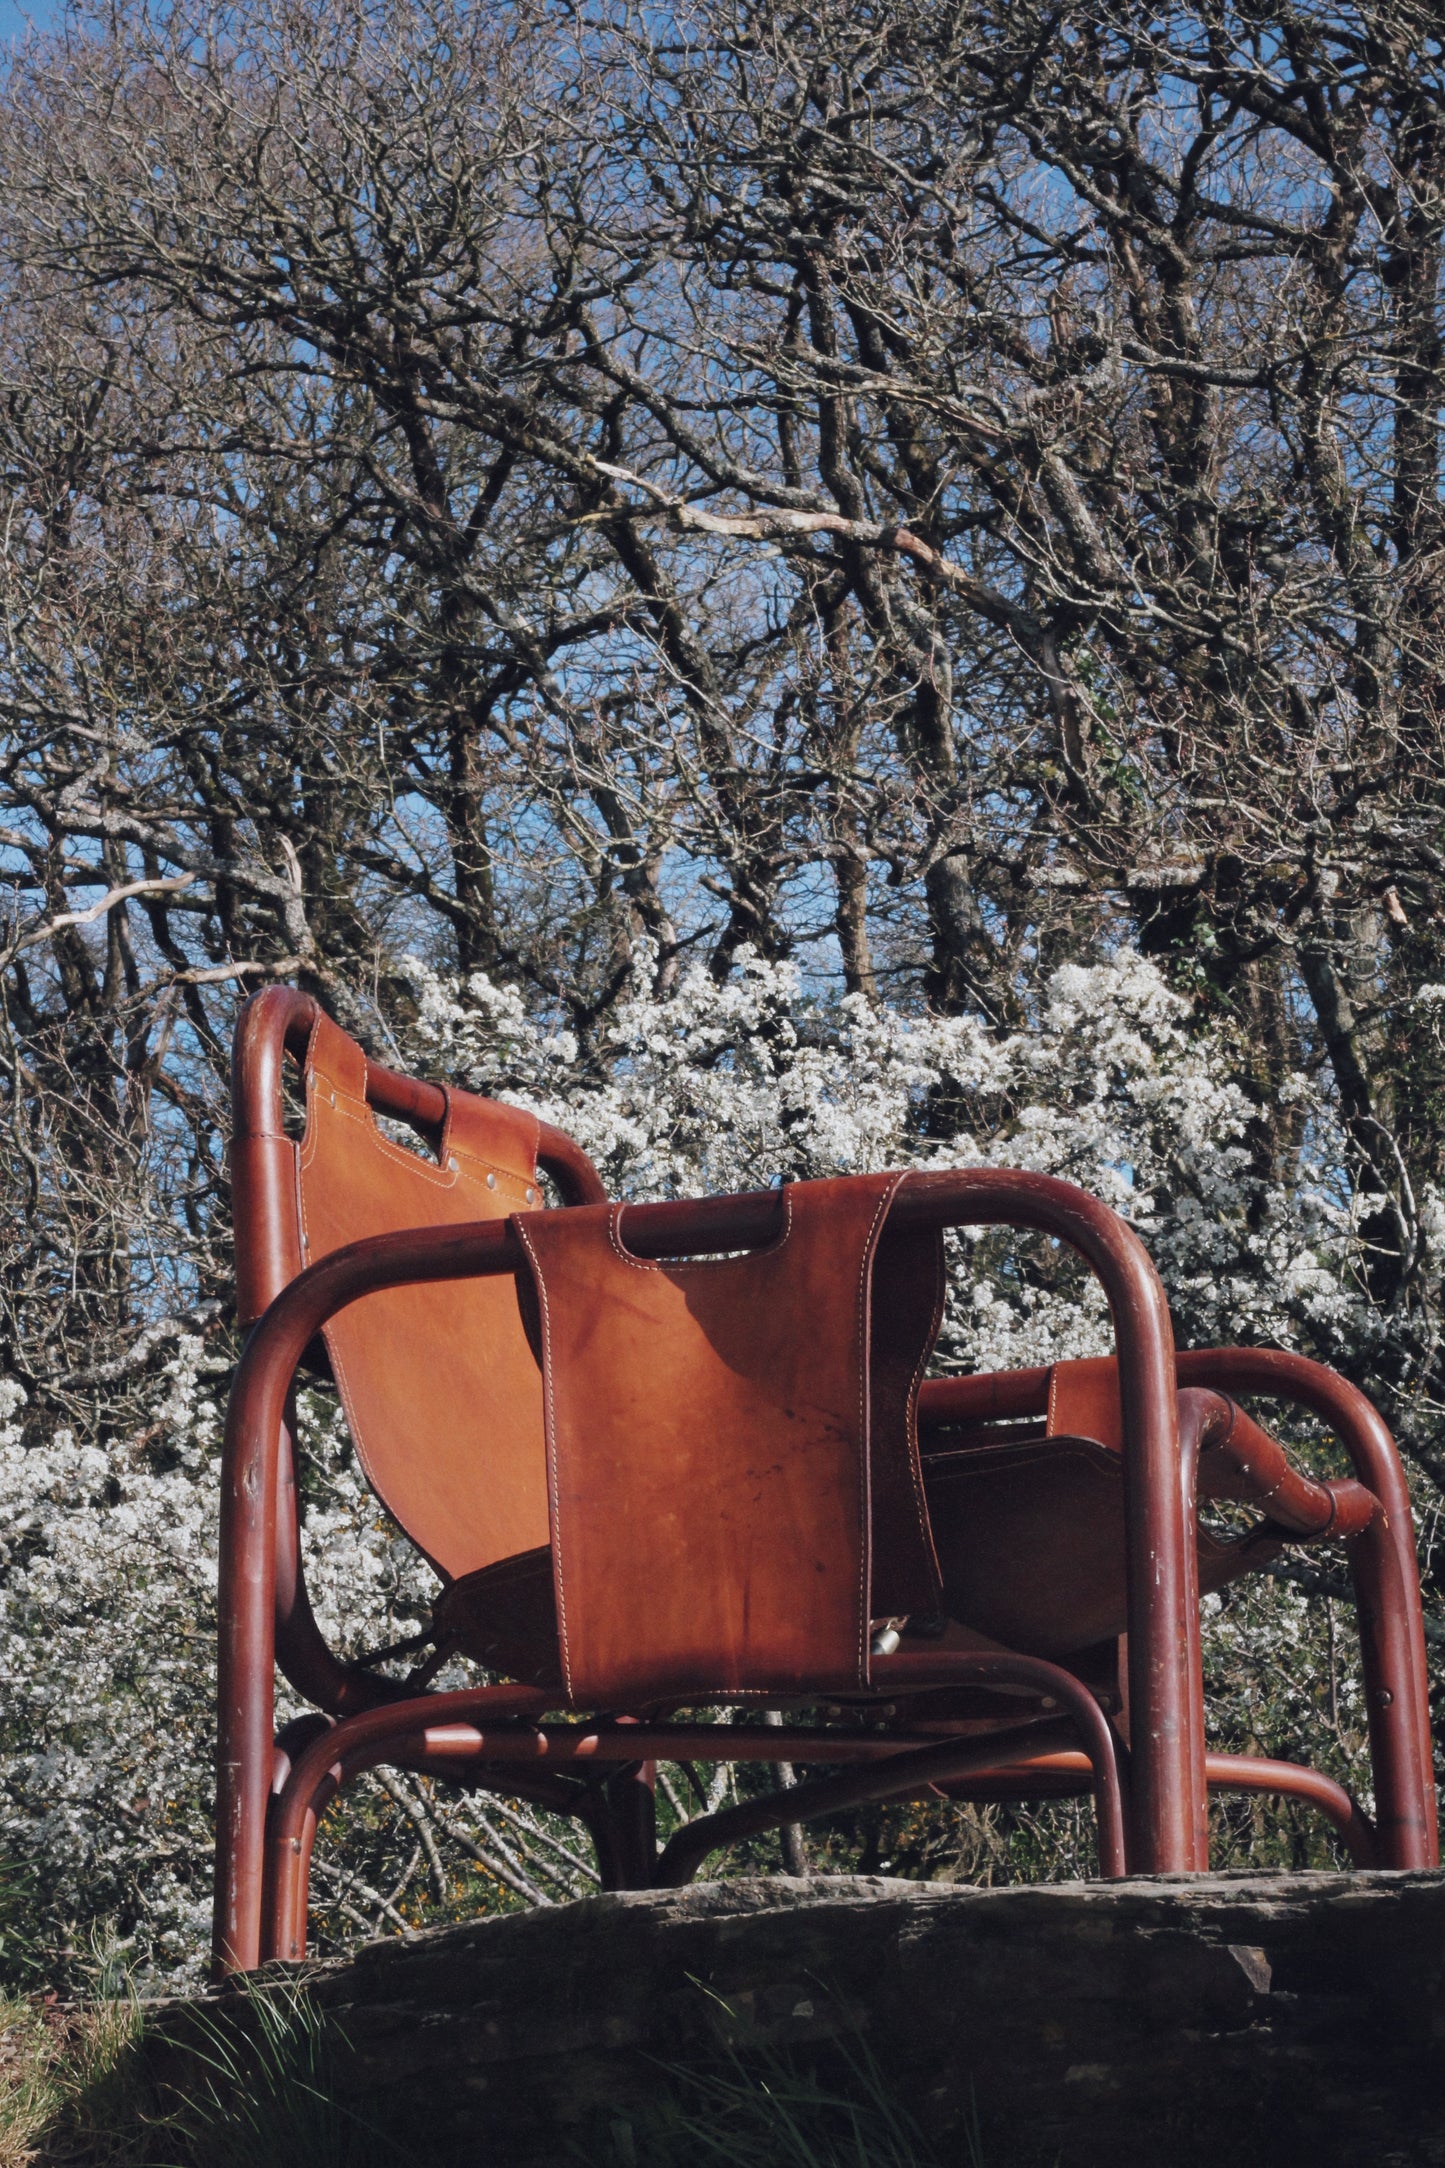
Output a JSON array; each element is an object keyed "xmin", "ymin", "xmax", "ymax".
[
  {"xmin": 0, "ymin": 1981, "xmax": 414, "ymax": 2168},
  {"xmin": 0, "ymin": 1994, "xmax": 148, "ymax": 2167},
  {"xmin": 0, "ymin": 1999, "xmax": 55, "ymax": 2168}
]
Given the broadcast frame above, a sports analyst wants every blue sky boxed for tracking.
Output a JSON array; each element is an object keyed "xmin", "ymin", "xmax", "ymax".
[{"xmin": 0, "ymin": 0, "xmax": 59, "ymax": 45}]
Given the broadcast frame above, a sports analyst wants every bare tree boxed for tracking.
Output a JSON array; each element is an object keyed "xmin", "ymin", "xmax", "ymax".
[{"xmin": 0, "ymin": 0, "xmax": 1441, "ymax": 1380}]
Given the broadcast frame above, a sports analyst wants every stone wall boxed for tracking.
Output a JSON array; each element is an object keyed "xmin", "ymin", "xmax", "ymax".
[{"xmin": 161, "ymin": 1871, "xmax": 1445, "ymax": 2165}]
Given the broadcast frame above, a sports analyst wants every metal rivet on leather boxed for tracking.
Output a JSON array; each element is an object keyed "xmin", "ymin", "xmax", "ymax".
[
  {"xmin": 525, "ymin": 1187, "xmax": 536, "ymax": 1205},
  {"xmin": 486, "ymin": 1171, "xmax": 498, "ymax": 1189},
  {"xmin": 447, "ymin": 1155, "xmax": 459, "ymax": 1172}
]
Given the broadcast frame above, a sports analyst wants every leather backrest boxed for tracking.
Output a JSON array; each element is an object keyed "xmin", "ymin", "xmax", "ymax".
[
  {"xmin": 297, "ymin": 1011, "xmax": 549, "ymax": 1581},
  {"xmin": 512, "ymin": 1173, "xmax": 942, "ymax": 1705}
]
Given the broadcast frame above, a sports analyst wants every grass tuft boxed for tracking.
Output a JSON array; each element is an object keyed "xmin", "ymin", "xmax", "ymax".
[
  {"xmin": 587, "ymin": 1993, "xmax": 978, "ymax": 2168},
  {"xmin": 0, "ymin": 1987, "xmax": 145, "ymax": 2167},
  {"xmin": 157, "ymin": 1979, "xmax": 414, "ymax": 2168},
  {"xmin": 0, "ymin": 1973, "xmax": 414, "ymax": 2167}
]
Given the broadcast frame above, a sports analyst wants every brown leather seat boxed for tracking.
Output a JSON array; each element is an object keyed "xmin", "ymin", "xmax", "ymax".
[
  {"xmin": 917, "ymin": 1354, "xmax": 1283, "ymax": 1658},
  {"xmin": 923, "ymin": 1434, "xmax": 1247, "ymax": 1659},
  {"xmin": 287, "ymin": 1012, "xmax": 947, "ymax": 1706},
  {"xmin": 432, "ymin": 1438, "xmax": 1252, "ymax": 1687}
]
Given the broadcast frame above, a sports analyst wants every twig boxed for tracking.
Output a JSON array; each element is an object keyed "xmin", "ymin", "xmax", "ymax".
[
  {"xmin": 373, "ymin": 1770, "xmax": 449, "ymax": 1904},
  {"xmin": 1265, "ymin": 1557, "xmax": 1445, "ymax": 1645},
  {"xmin": 482, "ymin": 1797, "xmax": 599, "ymax": 1884},
  {"xmin": 0, "ymin": 874, "xmax": 196, "ymax": 970},
  {"xmin": 761, "ymin": 1709, "xmax": 809, "ymax": 1877},
  {"xmin": 423, "ymin": 1804, "xmax": 552, "ymax": 1906},
  {"xmin": 310, "ymin": 1855, "xmax": 419, "ymax": 1939},
  {"xmin": 46, "ymin": 1302, "xmax": 224, "ymax": 1390}
]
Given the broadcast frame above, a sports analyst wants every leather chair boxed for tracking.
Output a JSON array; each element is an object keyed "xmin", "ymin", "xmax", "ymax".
[{"xmin": 214, "ymin": 987, "xmax": 1438, "ymax": 1973}]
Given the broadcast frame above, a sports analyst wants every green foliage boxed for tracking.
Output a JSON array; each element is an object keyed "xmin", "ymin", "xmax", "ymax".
[
  {"xmin": 0, "ymin": 1866, "xmax": 46, "ymax": 1993},
  {"xmin": 157, "ymin": 1982, "xmax": 414, "ymax": 2168}
]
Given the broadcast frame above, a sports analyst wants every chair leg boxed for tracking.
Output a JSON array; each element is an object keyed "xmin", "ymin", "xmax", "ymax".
[
  {"xmin": 261, "ymin": 1685, "xmax": 561, "ymax": 1958},
  {"xmin": 596, "ymin": 1760, "xmax": 658, "ymax": 1890},
  {"xmin": 213, "ymin": 1442, "xmax": 285, "ymax": 1978},
  {"xmin": 212, "ymin": 1758, "xmax": 261, "ymax": 1978},
  {"xmin": 265, "ymin": 1760, "xmax": 349, "ymax": 1961},
  {"xmin": 1346, "ymin": 1518, "xmax": 1438, "ymax": 1867},
  {"xmin": 266, "ymin": 1755, "xmax": 625, "ymax": 1959},
  {"xmin": 1135, "ymin": 1388, "xmax": 1209, "ymax": 1871}
]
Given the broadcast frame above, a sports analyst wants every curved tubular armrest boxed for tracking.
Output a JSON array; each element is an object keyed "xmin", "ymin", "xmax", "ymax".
[
  {"xmin": 1174, "ymin": 1347, "xmax": 1411, "ymax": 1543},
  {"xmin": 1175, "ymin": 1347, "xmax": 1437, "ymax": 1869},
  {"xmin": 215, "ymin": 1165, "xmax": 1196, "ymax": 1974},
  {"xmin": 889, "ymin": 1171, "xmax": 1199, "ymax": 1872},
  {"xmin": 917, "ymin": 1366, "xmax": 1051, "ymax": 1431},
  {"xmin": 1183, "ymin": 1389, "xmax": 1378, "ymax": 1541}
]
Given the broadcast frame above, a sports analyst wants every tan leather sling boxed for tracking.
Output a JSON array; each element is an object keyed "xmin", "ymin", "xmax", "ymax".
[
  {"xmin": 297, "ymin": 1011, "xmax": 549, "ymax": 1582},
  {"xmin": 501, "ymin": 1172, "xmax": 944, "ymax": 1706}
]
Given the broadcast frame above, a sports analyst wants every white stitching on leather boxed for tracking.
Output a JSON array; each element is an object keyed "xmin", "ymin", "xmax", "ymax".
[
  {"xmin": 616, "ymin": 1178, "xmax": 881, "ymax": 1699},
  {"xmin": 897, "ymin": 1188, "xmax": 943, "ymax": 1586},
  {"xmin": 299, "ymin": 1061, "xmax": 529, "ymax": 1582},
  {"xmin": 856, "ymin": 1177, "xmax": 899, "ymax": 1688},
  {"xmin": 446, "ymin": 1089, "xmax": 538, "ymax": 1191},
  {"xmin": 512, "ymin": 1215, "xmax": 572, "ymax": 1704},
  {"xmin": 514, "ymin": 1181, "xmax": 896, "ymax": 1708},
  {"xmin": 308, "ymin": 1066, "xmax": 534, "ymax": 1198}
]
